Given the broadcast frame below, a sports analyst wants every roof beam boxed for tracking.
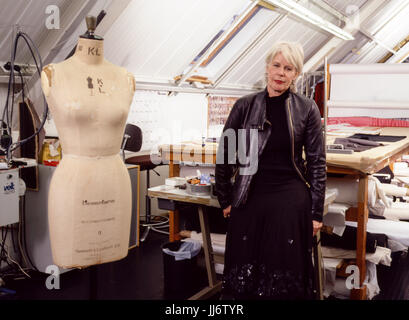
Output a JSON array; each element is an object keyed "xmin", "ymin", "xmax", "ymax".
[
  {"xmin": 358, "ymin": 28, "xmax": 397, "ymax": 55},
  {"xmin": 376, "ymin": 2, "xmax": 409, "ymax": 63},
  {"xmin": 303, "ymin": 0, "xmax": 387, "ymax": 72},
  {"xmin": 312, "ymin": 0, "xmax": 399, "ymax": 55},
  {"xmin": 175, "ymin": 0, "xmax": 258, "ymax": 87},
  {"xmin": 134, "ymin": 80, "xmax": 257, "ymax": 96},
  {"xmin": 213, "ymin": 13, "xmax": 286, "ymax": 88},
  {"xmin": 358, "ymin": 0, "xmax": 409, "ymax": 60},
  {"xmin": 385, "ymin": 36, "xmax": 409, "ymax": 63},
  {"xmin": 311, "ymin": 0, "xmax": 397, "ymax": 58},
  {"xmin": 309, "ymin": 0, "xmax": 347, "ymax": 22},
  {"xmin": 263, "ymin": 0, "xmax": 354, "ymax": 40},
  {"xmin": 371, "ymin": 0, "xmax": 409, "ymax": 35}
]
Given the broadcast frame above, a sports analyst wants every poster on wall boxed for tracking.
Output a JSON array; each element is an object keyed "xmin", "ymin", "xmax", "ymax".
[{"xmin": 207, "ymin": 96, "xmax": 238, "ymax": 139}]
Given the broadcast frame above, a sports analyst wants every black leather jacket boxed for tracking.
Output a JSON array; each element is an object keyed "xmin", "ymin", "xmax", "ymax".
[{"xmin": 215, "ymin": 89, "xmax": 326, "ymax": 222}]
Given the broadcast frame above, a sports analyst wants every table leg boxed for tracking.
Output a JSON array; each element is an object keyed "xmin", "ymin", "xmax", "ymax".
[
  {"xmin": 313, "ymin": 231, "xmax": 324, "ymax": 300},
  {"xmin": 188, "ymin": 206, "xmax": 222, "ymax": 300},
  {"xmin": 169, "ymin": 209, "xmax": 180, "ymax": 242},
  {"xmin": 168, "ymin": 161, "xmax": 180, "ymax": 242},
  {"xmin": 351, "ymin": 174, "xmax": 368, "ymax": 300}
]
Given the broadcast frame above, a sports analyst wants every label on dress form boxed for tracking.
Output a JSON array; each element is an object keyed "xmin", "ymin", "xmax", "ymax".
[
  {"xmin": 72, "ymin": 197, "xmax": 123, "ymax": 266},
  {"xmin": 48, "ymin": 154, "xmax": 132, "ymax": 268}
]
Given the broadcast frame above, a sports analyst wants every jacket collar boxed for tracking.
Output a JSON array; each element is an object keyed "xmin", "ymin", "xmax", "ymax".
[{"xmin": 252, "ymin": 88, "xmax": 292, "ymax": 129}]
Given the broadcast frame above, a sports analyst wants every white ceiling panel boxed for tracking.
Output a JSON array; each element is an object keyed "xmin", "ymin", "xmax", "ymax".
[
  {"xmin": 0, "ymin": 0, "xmax": 70, "ymax": 63},
  {"xmin": 0, "ymin": 0, "xmax": 408, "ymax": 94},
  {"xmin": 352, "ymin": 0, "xmax": 409, "ymax": 63},
  {"xmin": 369, "ymin": 3, "xmax": 409, "ymax": 47},
  {"xmin": 328, "ymin": 34, "xmax": 368, "ymax": 64},
  {"xmin": 361, "ymin": 0, "xmax": 406, "ymax": 34},
  {"xmin": 49, "ymin": 0, "xmax": 115, "ymax": 64},
  {"xmin": 219, "ymin": 14, "xmax": 329, "ymax": 88},
  {"xmin": 103, "ymin": 0, "xmax": 251, "ymax": 82},
  {"xmin": 201, "ymin": 6, "xmax": 280, "ymax": 79}
]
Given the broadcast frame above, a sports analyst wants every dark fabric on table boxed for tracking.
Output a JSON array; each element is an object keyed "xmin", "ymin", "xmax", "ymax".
[
  {"xmin": 348, "ymin": 133, "xmax": 406, "ymax": 143},
  {"xmin": 333, "ymin": 137, "xmax": 383, "ymax": 152}
]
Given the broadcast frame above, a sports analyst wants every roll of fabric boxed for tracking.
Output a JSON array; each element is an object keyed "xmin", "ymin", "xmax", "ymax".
[
  {"xmin": 380, "ymin": 183, "xmax": 409, "ymax": 197},
  {"xmin": 327, "ymin": 177, "xmax": 377, "ymax": 207},
  {"xmin": 384, "ymin": 202, "xmax": 409, "ymax": 221},
  {"xmin": 321, "ymin": 226, "xmax": 387, "ymax": 253}
]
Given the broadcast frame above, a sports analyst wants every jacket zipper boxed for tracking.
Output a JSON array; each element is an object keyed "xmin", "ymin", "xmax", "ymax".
[
  {"xmin": 286, "ymin": 99, "xmax": 311, "ymax": 188},
  {"xmin": 238, "ymin": 120, "xmax": 271, "ymax": 205}
]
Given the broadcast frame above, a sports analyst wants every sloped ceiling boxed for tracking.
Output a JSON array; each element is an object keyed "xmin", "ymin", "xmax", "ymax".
[
  {"xmin": 0, "ymin": 0, "xmax": 70, "ymax": 63},
  {"xmin": 103, "ymin": 0, "xmax": 251, "ymax": 83},
  {"xmin": 0, "ymin": 0, "xmax": 409, "ymax": 93}
]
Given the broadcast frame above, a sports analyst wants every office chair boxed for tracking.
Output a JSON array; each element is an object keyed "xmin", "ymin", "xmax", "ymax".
[{"xmin": 121, "ymin": 123, "xmax": 169, "ymax": 242}]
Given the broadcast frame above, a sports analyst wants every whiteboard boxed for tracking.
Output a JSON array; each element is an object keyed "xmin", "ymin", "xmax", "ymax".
[
  {"xmin": 328, "ymin": 64, "xmax": 409, "ymax": 118},
  {"xmin": 127, "ymin": 91, "xmax": 208, "ymax": 152}
]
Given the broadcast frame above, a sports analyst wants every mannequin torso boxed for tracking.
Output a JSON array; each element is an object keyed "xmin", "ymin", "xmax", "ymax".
[{"xmin": 41, "ymin": 38, "xmax": 136, "ymax": 268}]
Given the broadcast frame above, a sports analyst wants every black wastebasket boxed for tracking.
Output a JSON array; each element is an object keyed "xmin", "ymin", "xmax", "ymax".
[{"xmin": 162, "ymin": 240, "xmax": 201, "ymax": 299}]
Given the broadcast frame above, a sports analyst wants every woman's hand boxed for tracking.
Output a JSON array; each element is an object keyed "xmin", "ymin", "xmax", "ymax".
[
  {"xmin": 223, "ymin": 205, "xmax": 232, "ymax": 218},
  {"xmin": 312, "ymin": 220, "xmax": 323, "ymax": 237}
]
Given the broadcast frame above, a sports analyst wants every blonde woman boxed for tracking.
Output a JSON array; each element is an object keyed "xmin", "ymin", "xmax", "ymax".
[{"xmin": 215, "ymin": 41, "xmax": 326, "ymax": 299}]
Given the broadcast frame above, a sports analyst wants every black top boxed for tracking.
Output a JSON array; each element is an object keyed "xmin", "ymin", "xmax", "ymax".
[{"xmin": 252, "ymin": 89, "xmax": 298, "ymax": 189}]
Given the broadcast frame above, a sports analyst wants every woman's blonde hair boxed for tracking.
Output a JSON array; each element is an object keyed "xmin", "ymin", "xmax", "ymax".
[{"xmin": 265, "ymin": 41, "xmax": 304, "ymax": 92}]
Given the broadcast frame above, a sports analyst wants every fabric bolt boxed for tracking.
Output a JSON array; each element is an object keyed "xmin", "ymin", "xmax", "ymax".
[
  {"xmin": 326, "ymin": 177, "xmax": 377, "ymax": 207},
  {"xmin": 380, "ymin": 183, "xmax": 408, "ymax": 197},
  {"xmin": 324, "ymin": 202, "xmax": 349, "ymax": 229},
  {"xmin": 321, "ymin": 225, "xmax": 387, "ymax": 253},
  {"xmin": 222, "ymin": 90, "xmax": 314, "ymax": 300},
  {"xmin": 383, "ymin": 202, "xmax": 409, "ymax": 221},
  {"xmin": 346, "ymin": 218, "xmax": 409, "ymax": 248},
  {"xmin": 394, "ymin": 167, "xmax": 409, "ymax": 177},
  {"xmin": 321, "ymin": 245, "xmax": 392, "ymax": 266}
]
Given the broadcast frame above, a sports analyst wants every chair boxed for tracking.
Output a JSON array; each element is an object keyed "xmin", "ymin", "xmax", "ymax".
[{"xmin": 121, "ymin": 123, "xmax": 169, "ymax": 242}]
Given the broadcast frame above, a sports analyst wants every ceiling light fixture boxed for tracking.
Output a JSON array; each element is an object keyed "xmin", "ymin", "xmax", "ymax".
[{"xmin": 265, "ymin": 0, "xmax": 355, "ymax": 40}]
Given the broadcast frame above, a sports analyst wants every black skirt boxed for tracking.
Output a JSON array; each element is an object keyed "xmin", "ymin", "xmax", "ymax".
[{"xmin": 222, "ymin": 177, "xmax": 314, "ymax": 300}]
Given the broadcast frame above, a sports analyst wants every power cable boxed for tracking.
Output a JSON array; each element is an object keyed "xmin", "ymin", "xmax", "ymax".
[{"xmin": 1, "ymin": 31, "xmax": 48, "ymax": 162}]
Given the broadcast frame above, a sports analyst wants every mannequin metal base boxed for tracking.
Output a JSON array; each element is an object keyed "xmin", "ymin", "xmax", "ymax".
[{"xmin": 140, "ymin": 214, "xmax": 169, "ymax": 242}]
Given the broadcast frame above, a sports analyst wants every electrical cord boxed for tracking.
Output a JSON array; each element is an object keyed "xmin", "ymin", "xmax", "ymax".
[
  {"xmin": 1, "ymin": 31, "xmax": 20, "ymax": 135},
  {"xmin": 1, "ymin": 31, "xmax": 48, "ymax": 162},
  {"xmin": 19, "ymin": 195, "xmax": 38, "ymax": 272},
  {"xmin": 0, "ymin": 227, "xmax": 13, "ymax": 271},
  {"xmin": 18, "ymin": 69, "xmax": 25, "ymax": 106},
  {"xmin": 0, "ymin": 31, "xmax": 44, "ymax": 277},
  {"xmin": 0, "ymin": 225, "xmax": 32, "ymax": 280},
  {"xmin": 10, "ymin": 32, "xmax": 47, "ymax": 148},
  {"xmin": 9, "ymin": 225, "xmax": 18, "ymax": 257}
]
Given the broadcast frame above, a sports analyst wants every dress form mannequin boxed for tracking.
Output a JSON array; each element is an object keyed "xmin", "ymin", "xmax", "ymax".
[{"xmin": 41, "ymin": 17, "xmax": 136, "ymax": 268}]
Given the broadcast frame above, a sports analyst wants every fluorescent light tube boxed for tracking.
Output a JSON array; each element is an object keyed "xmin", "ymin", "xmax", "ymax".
[{"xmin": 266, "ymin": 0, "xmax": 354, "ymax": 40}]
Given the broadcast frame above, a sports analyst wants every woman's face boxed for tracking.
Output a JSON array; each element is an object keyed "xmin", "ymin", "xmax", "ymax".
[{"xmin": 266, "ymin": 52, "xmax": 298, "ymax": 97}]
